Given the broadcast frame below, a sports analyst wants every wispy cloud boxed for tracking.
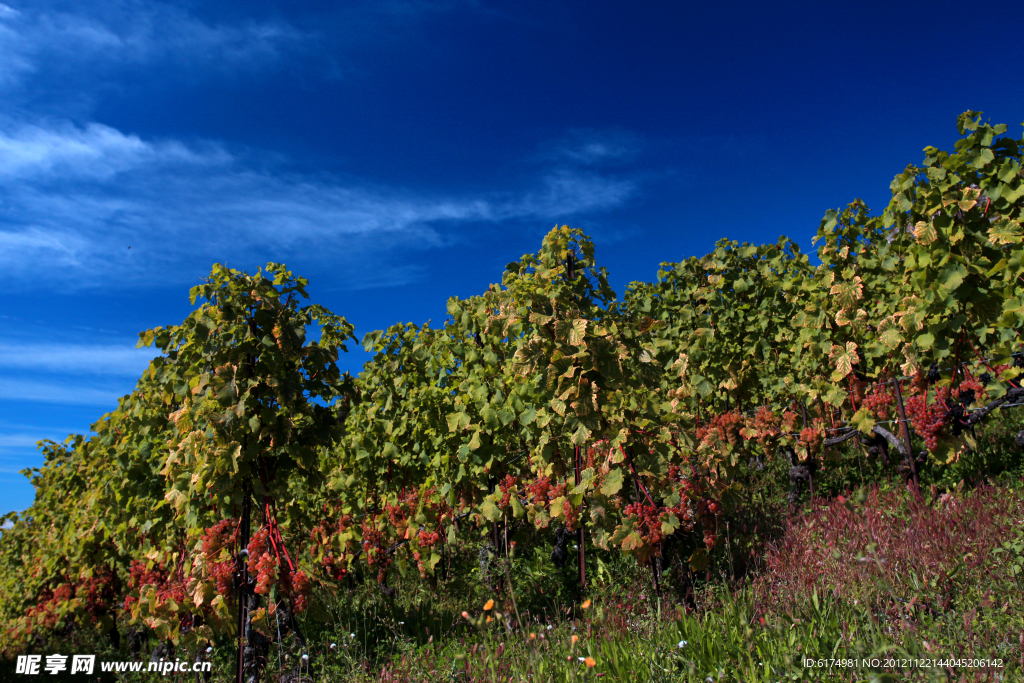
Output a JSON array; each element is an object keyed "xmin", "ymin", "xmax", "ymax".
[
  {"xmin": 0, "ymin": 341, "xmax": 157, "ymax": 375},
  {"xmin": 0, "ymin": 119, "xmax": 638, "ymax": 290},
  {"xmin": 0, "ymin": 1, "xmax": 306, "ymax": 90},
  {"xmin": 0, "ymin": 377, "xmax": 127, "ymax": 406},
  {"xmin": 540, "ymin": 128, "xmax": 645, "ymax": 166},
  {"xmin": 0, "ymin": 120, "xmax": 229, "ymax": 180}
]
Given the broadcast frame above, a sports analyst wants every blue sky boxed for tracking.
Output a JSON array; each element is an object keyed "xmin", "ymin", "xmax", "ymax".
[{"xmin": 2, "ymin": 0, "xmax": 1022, "ymax": 515}]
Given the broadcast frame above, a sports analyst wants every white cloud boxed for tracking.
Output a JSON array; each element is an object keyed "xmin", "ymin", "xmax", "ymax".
[
  {"xmin": 0, "ymin": 120, "xmax": 638, "ymax": 290},
  {"xmin": 0, "ymin": 1, "xmax": 305, "ymax": 91},
  {"xmin": 0, "ymin": 120, "xmax": 229, "ymax": 180},
  {"xmin": 0, "ymin": 377, "xmax": 127, "ymax": 406},
  {"xmin": 0, "ymin": 341, "xmax": 158, "ymax": 375},
  {"xmin": 542, "ymin": 129, "xmax": 645, "ymax": 166},
  {"xmin": 0, "ymin": 434, "xmax": 51, "ymax": 448}
]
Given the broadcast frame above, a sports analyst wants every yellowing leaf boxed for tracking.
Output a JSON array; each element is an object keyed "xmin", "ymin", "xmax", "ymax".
[
  {"xmin": 829, "ymin": 276, "xmax": 863, "ymax": 309},
  {"xmin": 989, "ymin": 218, "xmax": 1023, "ymax": 245},
  {"xmin": 914, "ymin": 220, "xmax": 937, "ymax": 245},
  {"xmin": 829, "ymin": 341, "xmax": 859, "ymax": 381},
  {"xmin": 876, "ymin": 316, "xmax": 904, "ymax": 349}
]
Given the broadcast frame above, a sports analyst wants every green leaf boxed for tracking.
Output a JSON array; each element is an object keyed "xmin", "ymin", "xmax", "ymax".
[
  {"xmin": 600, "ymin": 469, "xmax": 624, "ymax": 496},
  {"xmin": 510, "ymin": 495, "xmax": 525, "ymax": 519},
  {"xmin": 481, "ymin": 498, "xmax": 501, "ymax": 523},
  {"xmin": 850, "ymin": 407, "xmax": 876, "ymax": 435}
]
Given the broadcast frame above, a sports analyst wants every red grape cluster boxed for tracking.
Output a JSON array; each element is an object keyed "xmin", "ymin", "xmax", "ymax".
[
  {"xmin": 622, "ymin": 503, "xmax": 665, "ymax": 547},
  {"xmin": 309, "ymin": 513, "xmax": 355, "ymax": 584},
  {"xmin": 498, "ymin": 475, "xmax": 517, "ymax": 508},
  {"xmin": 211, "ymin": 560, "xmax": 234, "ymax": 597},
  {"xmin": 861, "ymin": 385, "xmax": 894, "ymax": 420},
  {"xmin": 291, "ymin": 570, "xmax": 311, "ymax": 613},
  {"xmin": 525, "ymin": 475, "xmax": 552, "ymax": 505},
  {"xmin": 320, "ymin": 554, "xmax": 347, "ymax": 582},
  {"xmin": 848, "ymin": 376, "xmax": 868, "ymax": 409},
  {"xmin": 696, "ymin": 411, "xmax": 742, "ymax": 447},
  {"xmin": 124, "ymin": 559, "xmax": 185, "ymax": 610},
  {"xmin": 200, "ymin": 519, "xmax": 238, "ymax": 597},
  {"xmin": 26, "ymin": 582, "xmax": 76, "ymax": 630},
  {"xmin": 562, "ymin": 499, "xmax": 578, "ymax": 529},
  {"xmin": 798, "ymin": 423, "xmax": 824, "ymax": 458},
  {"xmin": 742, "ymin": 406, "xmax": 781, "ymax": 449},
  {"xmin": 201, "ymin": 519, "xmax": 237, "ymax": 555},
  {"xmin": 904, "ymin": 387, "xmax": 949, "ymax": 451},
  {"xmin": 252, "ymin": 551, "xmax": 278, "ymax": 596},
  {"xmin": 385, "ymin": 496, "xmax": 414, "ymax": 528},
  {"xmin": 413, "ymin": 529, "xmax": 442, "ymax": 576},
  {"xmin": 360, "ymin": 517, "xmax": 392, "ymax": 582},
  {"xmin": 247, "ymin": 528, "xmax": 270, "ymax": 573}
]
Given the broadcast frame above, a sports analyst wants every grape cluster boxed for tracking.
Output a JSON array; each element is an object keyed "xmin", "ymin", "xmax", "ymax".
[
  {"xmin": 414, "ymin": 529, "xmax": 442, "ymax": 577},
  {"xmin": 742, "ymin": 406, "xmax": 781, "ymax": 449},
  {"xmin": 201, "ymin": 519, "xmax": 238, "ymax": 598},
  {"xmin": 498, "ymin": 475, "xmax": 517, "ymax": 508},
  {"xmin": 904, "ymin": 387, "xmax": 950, "ymax": 451},
  {"xmin": 26, "ymin": 582, "xmax": 76, "ymax": 630},
  {"xmin": 780, "ymin": 410, "xmax": 800, "ymax": 435},
  {"xmin": 562, "ymin": 499, "xmax": 578, "ymax": 529},
  {"xmin": 201, "ymin": 519, "xmax": 237, "ymax": 555},
  {"xmin": 211, "ymin": 560, "xmax": 234, "ymax": 597},
  {"xmin": 252, "ymin": 551, "xmax": 278, "ymax": 596},
  {"xmin": 927, "ymin": 364, "xmax": 941, "ymax": 384},
  {"xmin": 980, "ymin": 372, "xmax": 993, "ymax": 386},
  {"xmin": 848, "ymin": 376, "xmax": 868, "ymax": 407},
  {"xmin": 696, "ymin": 411, "xmax": 742, "ymax": 447},
  {"xmin": 320, "ymin": 555, "xmax": 347, "ymax": 582},
  {"xmin": 75, "ymin": 570, "xmax": 117, "ymax": 622},
  {"xmin": 245, "ymin": 528, "xmax": 280, "ymax": 596},
  {"xmin": 247, "ymin": 528, "xmax": 270, "ymax": 573},
  {"xmin": 798, "ymin": 422, "xmax": 825, "ymax": 459},
  {"xmin": 525, "ymin": 475, "xmax": 552, "ymax": 505},
  {"xmin": 291, "ymin": 570, "xmax": 311, "ymax": 613},
  {"xmin": 944, "ymin": 401, "xmax": 968, "ymax": 436},
  {"xmin": 622, "ymin": 503, "xmax": 665, "ymax": 547},
  {"xmin": 360, "ymin": 517, "xmax": 392, "ymax": 582},
  {"xmin": 385, "ymin": 494, "xmax": 417, "ymax": 528},
  {"xmin": 124, "ymin": 559, "xmax": 185, "ymax": 610},
  {"xmin": 861, "ymin": 386, "xmax": 894, "ymax": 420},
  {"xmin": 955, "ymin": 377, "xmax": 983, "ymax": 407}
]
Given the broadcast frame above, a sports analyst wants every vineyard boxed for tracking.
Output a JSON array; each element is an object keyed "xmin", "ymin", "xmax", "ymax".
[{"xmin": 2, "ymin": 111, "xmax": 1024, "ymax": 682}]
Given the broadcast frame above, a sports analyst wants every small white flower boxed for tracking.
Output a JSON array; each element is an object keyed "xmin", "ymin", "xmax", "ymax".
[
  {"xmin": 677, "ymin": 640, "xmax": 688, "ymax": 648},
  {"xmin": 301, "ymin": 654, "xmax": 309, "ymax": 661},
  {"xmin": 547, "ymin": 625, "xmax": 553, "ymax": 630},
  {"xmin": 399, "ymin": 621, "xmax": 404, "ymax": 625},
  {"xmin": 206, "ymin": 647, "xmax": 213, "ymax": 654},
  {"xmin": 578, "ymin": 657, "xmax": 586, "ymax": 662},
  {"xmin": 330, "ymin": 643, "xmax": 337, "ymax": 650},
  {"xmin": 350, "ymin": 633, "xmax": 356, "ymax": 638}
]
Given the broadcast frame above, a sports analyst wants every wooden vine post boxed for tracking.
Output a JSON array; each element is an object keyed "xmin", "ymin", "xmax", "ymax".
[
  {"xmin": 574, "ymin": 444, "xmax": 586, "ymax": 588},
  {"xmin": 234, "ymin": 489, "xmax": 251, "ymax": 683},
  {"xmin": 891, "ymin": 379, "xmax": 919, "ymax": 490}
]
